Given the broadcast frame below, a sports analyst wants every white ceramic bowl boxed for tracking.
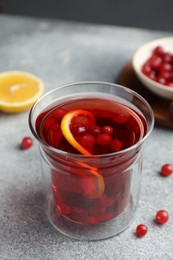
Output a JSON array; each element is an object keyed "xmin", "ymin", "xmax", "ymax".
[{"xmin": 132, "ymin": 37, "xmax": 173, "ymax": 100}]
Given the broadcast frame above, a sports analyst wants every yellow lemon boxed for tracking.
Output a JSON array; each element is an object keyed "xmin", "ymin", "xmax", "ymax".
[{"xmin": 0, "ymin": 71, "xmax": 44, "ymax": 112}]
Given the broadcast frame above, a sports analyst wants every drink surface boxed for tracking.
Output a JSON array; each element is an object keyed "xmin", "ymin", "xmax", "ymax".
[{"xmin": 36, "ymin": 95, "xmax": 146, "ymax": 155}]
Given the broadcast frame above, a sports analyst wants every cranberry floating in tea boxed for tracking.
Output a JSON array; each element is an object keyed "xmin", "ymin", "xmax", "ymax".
[{"xmin": 36, "ymin": 100, "xmax": 145, "ymax": 155}]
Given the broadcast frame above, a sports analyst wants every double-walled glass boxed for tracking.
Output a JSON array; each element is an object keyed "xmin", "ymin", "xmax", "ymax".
[{"xmin": 29, "ymin": 82, "xmax": 154, "ymax": 240}]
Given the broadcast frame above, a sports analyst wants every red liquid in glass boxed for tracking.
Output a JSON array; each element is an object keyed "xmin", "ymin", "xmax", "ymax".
[{"xmin": 36, "ymin": 97, "xmax": 146, "ymax": 224}]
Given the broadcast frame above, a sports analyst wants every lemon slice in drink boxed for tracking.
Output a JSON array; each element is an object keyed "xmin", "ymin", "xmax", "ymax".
[
  {"xmin": 61, "ymin": 109, "xmax": 105, "ymax": 198},
  {"xmin": 61, "ymin": 109, "xmax": 96, "ymax": 155},
  {"xmin": 0, "ymin": 71, "xmax": 44, "ymax": 112}
]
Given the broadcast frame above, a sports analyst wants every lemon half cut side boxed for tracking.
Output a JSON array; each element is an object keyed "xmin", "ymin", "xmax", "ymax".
[{"xmin": 0, "ymin": 71, "xmax": 44, "ymax": 113}]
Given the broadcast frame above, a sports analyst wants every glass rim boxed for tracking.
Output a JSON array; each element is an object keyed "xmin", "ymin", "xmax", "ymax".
[{"xmin": 29, "ymin": 81, "xmax": 155, "ymax": 159}]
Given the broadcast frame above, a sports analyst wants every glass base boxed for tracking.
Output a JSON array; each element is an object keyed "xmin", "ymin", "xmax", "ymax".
[{"xmin": 46, "ymin": 195, "xmax": 134, "ymax": 241}]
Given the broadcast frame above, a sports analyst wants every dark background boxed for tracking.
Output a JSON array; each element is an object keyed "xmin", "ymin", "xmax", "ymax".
[{"xmin": 1, "ymin": 0, "xmax": 173, "ymax": 32}]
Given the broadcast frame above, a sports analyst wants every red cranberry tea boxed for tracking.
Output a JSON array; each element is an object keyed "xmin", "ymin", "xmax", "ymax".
[{"xmin": 36, "ymin": 97, "xmax": 146, "ymax": 224}]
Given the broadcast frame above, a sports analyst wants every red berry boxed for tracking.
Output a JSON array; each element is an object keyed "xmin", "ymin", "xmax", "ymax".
[
  {"xmin": 136, "ymin": 224, "xmax": 148, "ymax": 237},
  {"xmin": 42, "ymin": 116, "xmax": 55, "ymax": 133},
  {"xmin": 149, "ymin": 55, "xmax": 162, "ymax": 70},
  {"xmin": 80, "ymin": 134, "xmax": 95, "ymax": 151},
  {"xmin": 160, "ymin": 163, "xmax": 173, "ymax": 177},
  {"xmin": 102, "ymin": 125, "xmax": 113, "ymax": 135},
  {"xmin": 21, "ymin": 137, "xmax": 33, "ymax": 149},
  {"xmin": 142, "ymin": 63, "xmax": 152, "ymax": 76},
  {"xmin": 160, "ymin": 62, "xmax": 172, "ymax": 72},
  {"xmin": 153, "ymin": 46, "xmax": 165, "ymax": 57},
  {"xmin": 51, "ymin": 108, "xmax": 67, "ymax": 122},
  {"xmin": 88, "ymin": 217, "xmax": 98, "ymax": 224},
  {"xmin": 96, "ymin": 133, "xmax": 112, "ymax": 146},
  {"xmin": 48, "ymin": 122, "xmax": 62, "ymax": 148},
  {"xmin": 49, "ymin": 122, "xmax": 60, "ymax": 132},
  {"xmin": 163, "ymin": 53, "xmax": 172, "ymax": 63},
  {"xmin": 155, "ymin": 210, "xmax": 169, "ymax": 224},
  {"xmin": 110, "ymin": 138, "xmax": 123, "ymax": 152},
  {"xmin": 73, "ymin": 115, "xmax": 91, "ymax": 127},
  {"xmin": 113, "ymin": 113, "xmax": 127, "ymax": 124},
  {"xmin": 88, "ymin": 124, "xmax": 101, "ymax": 136},
  {"xmin": 71, "ymin": 124, "xmax": 86, "ymax": 137},
  {"xmin": 80, "ymin": 174, "xmax": 97, "ymax": 198}
]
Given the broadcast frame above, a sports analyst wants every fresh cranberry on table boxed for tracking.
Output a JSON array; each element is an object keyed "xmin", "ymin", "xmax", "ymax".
[
  {"xmin": 136, "ymin": 224, "xmax": 148, "ymax": 237},
  {"xmin": 21, "ymin": 137, "xmax": 33, "ymax": 149},
  {"xmin": 160, "ymin": 163, "xmax": 173, "ymax": 176},
  {"xmin": 155, "ymin": 210, "xmax": 169, "ymax": 224}
]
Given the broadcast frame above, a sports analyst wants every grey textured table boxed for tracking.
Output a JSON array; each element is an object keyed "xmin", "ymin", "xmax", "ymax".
[{"xmin": 0, "ymin": 14, "xmax": 173, "ymax": 260}]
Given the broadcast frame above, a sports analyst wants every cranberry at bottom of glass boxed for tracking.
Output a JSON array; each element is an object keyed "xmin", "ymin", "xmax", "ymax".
[{"xmin": 51, "ymin": 166, "xmax": 132, "ymax": 225}]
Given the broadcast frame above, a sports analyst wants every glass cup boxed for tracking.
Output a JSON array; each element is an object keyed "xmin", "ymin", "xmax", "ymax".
[{"xmin": 29, "ymin": 81, "xmax": 154, "ymax": 240}]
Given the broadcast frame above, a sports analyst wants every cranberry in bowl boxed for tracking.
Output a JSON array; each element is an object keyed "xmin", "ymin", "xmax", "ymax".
[{"xmin": 132, "ymin": 37, "xmax": 173, "ymax": 100}]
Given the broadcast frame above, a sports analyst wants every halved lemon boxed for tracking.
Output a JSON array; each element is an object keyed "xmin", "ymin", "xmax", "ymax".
[
  {"xmin": 61, "ymin": 109, "xmax": 105, "ymax": 198},
  {"xmin": 0, "ymin": 71, "xmax": 44, "ymax": 112}
]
